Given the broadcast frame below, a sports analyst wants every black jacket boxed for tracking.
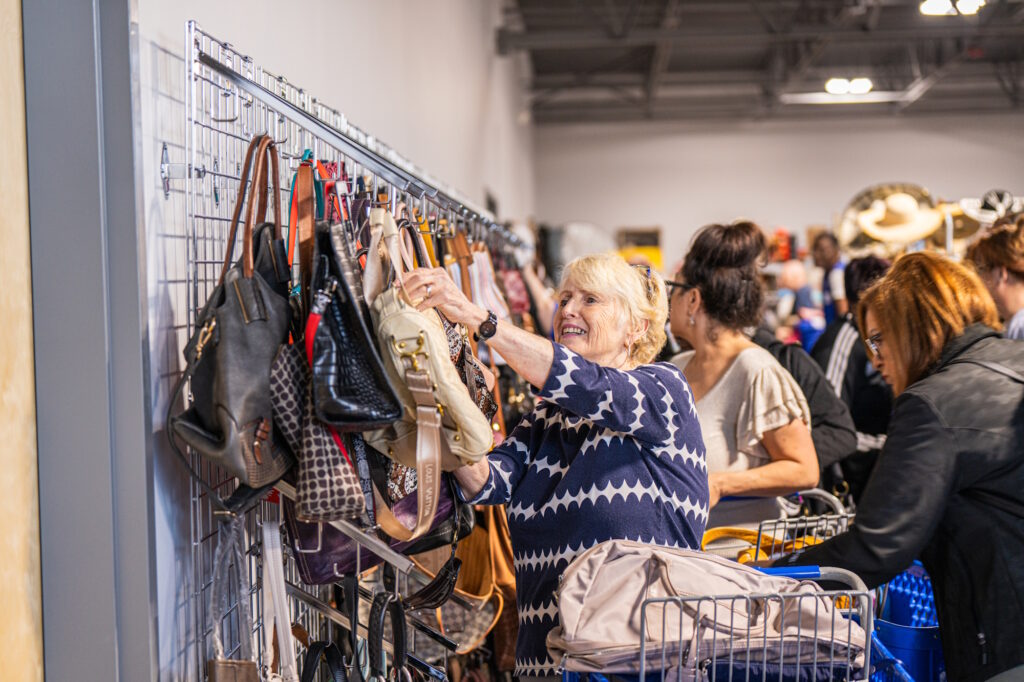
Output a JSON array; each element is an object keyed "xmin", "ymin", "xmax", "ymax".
[
  {"xmin": 777, "ymin": 325, "xmax": 1024, "ymax": 682},
  {"xmin": 810, "ymin": 315, "xmax": 893, "ymax": 502},
  {"xmin": 753, "ymin": 328, "xmax": 857, "ymax": 471}
]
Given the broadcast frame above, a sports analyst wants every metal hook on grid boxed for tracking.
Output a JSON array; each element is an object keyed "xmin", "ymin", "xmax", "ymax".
[{"xmin": 160, "ymin": 141, "xmax": 206, "ymax": 200}]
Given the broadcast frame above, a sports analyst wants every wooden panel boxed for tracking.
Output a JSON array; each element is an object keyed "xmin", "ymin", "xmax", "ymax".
[{"xmin": 0, "ymin": 0, "xmax": 43, "ymax": 678}]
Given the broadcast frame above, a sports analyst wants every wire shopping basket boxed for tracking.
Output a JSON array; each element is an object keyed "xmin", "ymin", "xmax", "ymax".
[{"xmin": 636, "ymin": 566, "xmax": 872, "ymax": 681}]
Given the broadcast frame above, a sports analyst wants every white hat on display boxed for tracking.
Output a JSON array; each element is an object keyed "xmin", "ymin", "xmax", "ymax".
[
  {"xmin": 855, "ymin": 192, "xmax": 944, "ymax": 245},
  {"xmin": 960, "ymin": 190, "xmax": 1024, "ymax": 227}
]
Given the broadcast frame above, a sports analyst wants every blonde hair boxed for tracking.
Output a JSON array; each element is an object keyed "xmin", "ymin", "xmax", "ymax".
[
  {"xmin": 857, "ymin": 251, "xmax": 1000, "ymax": 395},
  {"xmin": 559, "ymin": 253, "xmax": 668, "ymax": 364}
]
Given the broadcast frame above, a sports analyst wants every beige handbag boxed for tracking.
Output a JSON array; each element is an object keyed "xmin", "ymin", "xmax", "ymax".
[{"xmin": 362, "ymin": 207, "xmax": 492, "ymax": 540}]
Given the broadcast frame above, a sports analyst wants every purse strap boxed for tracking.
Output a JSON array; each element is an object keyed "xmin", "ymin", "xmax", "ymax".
[
  {"xmin": 369, "ymin": 370, "xmax": 442, "ymax": 543},
  {"xmin": 219, "ymin": 135, "xmax": 282, "ymax": 285},
  {"xmin": 262, "ymin": 520, "xmax": 299, "ymax": 682},
  {"xmin": 294, "ymin": 162, "xmax": 317, "ymax": 320},
  {"xmin": 210, "ymin": 516, "xmax": 256, "ymax": 663},
  {"xmin": 368, "ymin": 592, "xmax": 407, "ymax": 679},
  {"xmin": 300, "ymin": 641, "xmax": 347, "ymax": 682}
]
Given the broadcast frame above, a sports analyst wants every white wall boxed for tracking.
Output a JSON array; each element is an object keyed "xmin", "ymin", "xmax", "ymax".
[
  {"xmin": 534, "ymin": 114, "xmax": 1024, "ymax": 273},
  {"xmin": 134, "ymin": 3, "xmax": 533, "ymax": 679},
  {"xmin": 139, "ymin": 0, "xmax": 534, "ymax": 219}
]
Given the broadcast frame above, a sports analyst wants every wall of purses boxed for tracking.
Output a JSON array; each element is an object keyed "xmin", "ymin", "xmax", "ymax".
[{"xmin": 156, "ymin": 23, "xmax": 542, "ymax": 682}]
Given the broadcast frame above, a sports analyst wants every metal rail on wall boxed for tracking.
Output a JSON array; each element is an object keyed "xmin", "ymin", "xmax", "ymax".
[{"xmin": 178, "ymin": 19, "xmax": 506, "ymax": 681}]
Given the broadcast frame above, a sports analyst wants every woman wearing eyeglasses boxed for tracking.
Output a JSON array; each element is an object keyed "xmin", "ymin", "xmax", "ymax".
[
  {"xmin": 776, "ymin": 252, "xmax": 1024, "ymax": 682},
  {"xmin": 669, "ymin": 221, "xmax": 819, "ymax": 533}
]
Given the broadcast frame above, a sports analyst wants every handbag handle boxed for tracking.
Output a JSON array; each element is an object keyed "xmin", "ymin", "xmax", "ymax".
[
  {"xmin": 262, "ymin": 520, "xmax": 299, "ymax": 682},
  {"xmin": 368, "ymin": 591, "xmax": 408, "ymax": 679},
  {"xmin": 210, "ymin": 516, "xmax": 256, "ymax": 663},
  {"xmin": 217, "ymin": 134, "xmax": 264, "ymax": 285},
  {"xmin": 218, "ymin": 135, "xmax": 282, "ymax": 284},
  {"xmin": 300, "ymin": 641, "xmax": 347, "ymax": 682},
  {"xmin": 294, "ymin": 161, "xmax": 317, "ymax": 319}
]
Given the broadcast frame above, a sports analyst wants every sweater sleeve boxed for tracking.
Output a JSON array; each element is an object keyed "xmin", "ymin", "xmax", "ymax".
[
  {"xmin": 456, "ymin": 410, "xmax": 537, "ymax": 505},
  {"xmin": 537, "ymin": 342, "xmax": 700, "ymax": 447}
]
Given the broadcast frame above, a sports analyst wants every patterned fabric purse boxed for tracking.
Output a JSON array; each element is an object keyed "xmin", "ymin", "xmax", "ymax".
[{"xmin": 270, "ymin": 341, "xmax": 364, "ymax": 522}]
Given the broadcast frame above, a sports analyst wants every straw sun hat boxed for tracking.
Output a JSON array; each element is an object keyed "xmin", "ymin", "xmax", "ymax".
[
  {"xmin": 838, "ymin": 183, "xmax": 943, "ymax": 256},
  {"xmin": 856, "ymin": 192, "xmax": 944, "ymax": 245}
]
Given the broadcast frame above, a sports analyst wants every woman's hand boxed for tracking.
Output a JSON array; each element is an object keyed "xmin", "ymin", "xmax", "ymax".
[{"xmin": 402, "ymin": 268, "xmax": 487, "ymax": 329}]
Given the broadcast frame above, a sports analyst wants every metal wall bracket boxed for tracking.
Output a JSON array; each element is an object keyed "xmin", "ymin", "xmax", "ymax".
[{"xmin": 159, "ymin": 142, "xmax": 206, "ymax": 199}]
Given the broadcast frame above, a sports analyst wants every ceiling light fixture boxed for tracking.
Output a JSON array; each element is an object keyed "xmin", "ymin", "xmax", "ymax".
[
  {"xmin": 825, "ymin": 77, "xmax": 851, "ymax": 95},
  {"xmin": 919, "ymin": 0, "xmax": 986, "ymax": 15},
  {"xmin": 848, "ymin": 77, "xmax": 874, "ymax": 95},
  {"xmin": 824, "ymin": 77, "xmax": 873, "ymax": 96}
]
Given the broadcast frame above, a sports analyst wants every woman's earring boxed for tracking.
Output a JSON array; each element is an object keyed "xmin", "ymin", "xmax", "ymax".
[{"xmin": 688, "ymin": 316, "xmax": 696, "ymax": 326}]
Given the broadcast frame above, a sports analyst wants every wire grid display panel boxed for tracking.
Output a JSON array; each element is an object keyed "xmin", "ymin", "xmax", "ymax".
[
  {"xmin": 639, "ymin": 590, "xmax": 873, "ymax": 682},
  {"xmin": 183, "ymin": 22, "xmax": 383, "ymax": 680}
]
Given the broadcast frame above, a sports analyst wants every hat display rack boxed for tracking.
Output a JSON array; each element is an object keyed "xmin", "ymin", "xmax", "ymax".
[
  {"xmin": 837, "ymin": 183, "xmax": 1022, "ymax": 258},
  {"xmin": 173, "ymin": 20, "xmax": 523, "ymax": 681}
]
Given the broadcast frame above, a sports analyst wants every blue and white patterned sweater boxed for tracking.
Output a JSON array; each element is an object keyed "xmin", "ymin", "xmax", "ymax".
[{"xmin": 459, "ymin": 343, "xmax": 709, "ymax": 677}]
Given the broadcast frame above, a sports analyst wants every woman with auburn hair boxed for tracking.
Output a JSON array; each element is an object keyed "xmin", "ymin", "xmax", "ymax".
[
  {"xmin": 777, "ymin": 252, "xmax": 1024, "ymax": 682},
  {"xmin": 966, "ymin": 216, "xmax": 1024, "ymax": 340}
]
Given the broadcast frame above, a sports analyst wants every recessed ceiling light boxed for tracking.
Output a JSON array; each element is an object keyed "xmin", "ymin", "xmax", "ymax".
[
  {"xmin": 825, "ymin": 78, "xmax": 851, "ymax": 95},
  {"xmin": 956, "ymin": 0, "xmax": 986, "ymax": 14},
  {"xmin": 919, "ymin": 0, "xmax": 986, "ymax": 15},
  {"xmin": 849, "ymin": 78, "xmax": 874, "ymax": 95},
  {"xmin": 920, "ymin": 0, "xmax": 956, "ymax": 15}
]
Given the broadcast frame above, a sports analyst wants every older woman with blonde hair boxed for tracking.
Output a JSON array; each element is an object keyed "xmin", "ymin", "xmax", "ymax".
[
  {"xmin": 776, "ymin": 251, "xmax": 1024, "ymax": 682},
  {"xmin": 404, "ymin": 253, "xmax": 709, "ymax": 678}
]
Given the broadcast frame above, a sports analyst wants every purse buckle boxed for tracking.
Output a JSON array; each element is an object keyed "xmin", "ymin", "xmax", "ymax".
[
  {"xmin": 391, "ymin": 332, "xmax": 428, "ymax": 372},
  {"xmin": 194, "ymin": 318, "xmax": 217, "ymax": 360}
]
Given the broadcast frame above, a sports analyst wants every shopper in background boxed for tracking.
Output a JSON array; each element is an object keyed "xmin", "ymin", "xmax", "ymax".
[
  {"xmin": 776, "ymin": 252, "xmax": 1024, "ymax": 682},
  {"xmin": 812, "ymin": 232, "xmax": 847, "ymax": 325},
  {"xmin": 670, "ymin": 221, "xmax": 818, "ymax": 530},
  {"xmin": 775, "ymin": 259, "xmax": 826, "ymax": 350},
  {"xmin": 966, "ymin": 216, "xmax": 1024, "ymax": 340},
  {"xmin": 404, "ymin": 253, "xmax": 709, "ymax": 678},
  {"xmin": 750, "ymin": 326, "xmax": 856, "ymax": 503},
  {"xmin": 810, "ymin": 256, "xmax": 892, "ymax": 504}
]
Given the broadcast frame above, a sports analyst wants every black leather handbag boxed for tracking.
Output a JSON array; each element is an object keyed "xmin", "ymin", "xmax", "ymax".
[
  {"xmin": 308, "ymin": 202, "xmax": 401, "ymax": 430},
  {"xmin": 167, "ymin": 135, "xmax": 295, "ymax": 510}
]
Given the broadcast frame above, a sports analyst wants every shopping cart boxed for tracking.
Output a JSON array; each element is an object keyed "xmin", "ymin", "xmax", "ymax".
[{"xmin": 635, "ymin": 565, "xmax": 873, "ymax": 681}]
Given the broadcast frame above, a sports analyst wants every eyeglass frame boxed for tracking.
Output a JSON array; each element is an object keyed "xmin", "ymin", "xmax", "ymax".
[
  {"xmin": 665, "ymin": 280, "xmax": 695, "ymax": 295},
  {"xmin": 865, "ymin": 331, "xmax": 884, "ymax": 357}
]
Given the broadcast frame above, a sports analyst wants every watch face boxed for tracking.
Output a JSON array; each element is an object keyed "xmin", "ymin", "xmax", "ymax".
[{"xmin": 480, "ymin": 319, "xmax": 497, "ymax": 338}]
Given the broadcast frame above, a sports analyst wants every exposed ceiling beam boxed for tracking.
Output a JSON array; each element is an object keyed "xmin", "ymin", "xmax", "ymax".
[
  {"xmin": 530, "ymin": 62, "xmax": 1004, "ymax": 91},
  {"xmin": 497, "ymin": 23, "xmax": 1024, "ymax": 54},
  {"xmin": 646, "ymin": 0, "xmax": 683, "ymax": 114},
  {"xmin": 533, "ymin": 98, "xmax": 1017, "ymax": 124},
  {"xmin": 775, "ymin": 1, "xmax": 868, "ymax": 96},
  {"xmin": 897, "ymin": 0, "xmax": 1007, "ymax": 110}
]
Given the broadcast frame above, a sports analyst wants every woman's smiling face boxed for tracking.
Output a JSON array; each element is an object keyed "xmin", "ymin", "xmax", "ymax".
[{"xmin": 554, "ymin": 282, "xmax": 631, "ymax": 367}]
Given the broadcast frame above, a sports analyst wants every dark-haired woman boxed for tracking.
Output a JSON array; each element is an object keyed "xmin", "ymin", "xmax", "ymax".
[{"xmin": 670, "ymin": 221, "xmax": 818, "ymax": 530}]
